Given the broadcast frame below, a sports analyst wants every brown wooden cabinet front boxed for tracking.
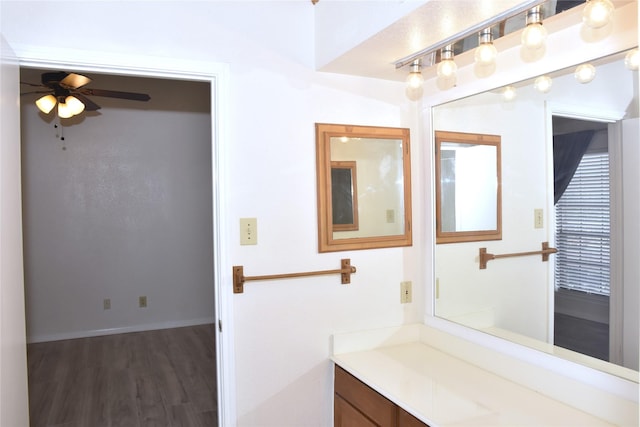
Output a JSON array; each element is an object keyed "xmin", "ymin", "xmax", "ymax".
[{"xmin": 334, "ymin": 365, "xmax": 428, "ymax": 427}]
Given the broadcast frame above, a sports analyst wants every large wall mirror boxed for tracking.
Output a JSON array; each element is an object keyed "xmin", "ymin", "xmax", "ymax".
[
  {"xmin": 433, "ymin": 47, "xmax": 638, "ymax": 381},
  {"xmin": 435, "ymin": 130, "xmax": 502, "ymax": 244},
  {"xmin": 316, "ymin": 123, "xmax": 412, "ymax": 252}
]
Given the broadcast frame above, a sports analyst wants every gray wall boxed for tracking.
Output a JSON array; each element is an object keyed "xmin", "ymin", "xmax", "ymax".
[{"xmin": 20, "ymin": 70, "xmax": 214, "ymax": 342}]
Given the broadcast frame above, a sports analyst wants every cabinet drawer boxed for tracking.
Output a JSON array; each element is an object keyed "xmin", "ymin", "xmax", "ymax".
[{"xmin": 334, "ymin": 365, "xmax": 397, "ymax": 427}]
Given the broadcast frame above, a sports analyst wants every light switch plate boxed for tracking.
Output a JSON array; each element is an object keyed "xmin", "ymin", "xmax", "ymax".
[
  {"xmin": 400, "ymin": 281, "xmax": 412, "ymax": 304},
  {"xmin": 240, "ymin": 218, "xmax": 258, "ymax": 245},
  {"xmin": 534, "ymin": 208, "xmax": 544, "ymax": 229}
]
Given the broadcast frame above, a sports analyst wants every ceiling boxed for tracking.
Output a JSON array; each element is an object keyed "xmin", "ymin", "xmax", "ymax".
[
  {"xmin": 316, "ymin": 0, "xmax": 544, "ymax": 81},
  {"xmin": 315, "ymin": 0, "xmax": 632, "ymax": 82}
]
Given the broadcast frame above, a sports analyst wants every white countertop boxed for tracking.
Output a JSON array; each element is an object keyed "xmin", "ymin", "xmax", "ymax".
[{"xmin": 333, "ymin": 341, "xmax": 617, "ymax": 426}]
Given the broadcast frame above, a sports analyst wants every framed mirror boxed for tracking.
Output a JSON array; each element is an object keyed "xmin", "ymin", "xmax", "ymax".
[
  {"xmin": 316, "ymin": 123, "xmax": 412, "ymax": 252},
  {"xmin": 433, "ymin": 49, "xmax": 639, "ymax": 381},
  {"xmin": 435, "ymin": 130, "xmax": 502, "ymax": 244}
]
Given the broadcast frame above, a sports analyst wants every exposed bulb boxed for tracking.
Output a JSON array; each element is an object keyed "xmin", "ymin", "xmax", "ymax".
[
  {"xmin": 575, "ymin": 63, "xmax": 596, "ymax": 83},
  {"xmin": 406, "ymin": 60, "xmax": 424, "ymax": 89},
  {"xmin": 502, "ymin": 85, "xmax": 517, "ymax": 101},
  {"xmin": 437, "ymin": 59, "xmax": 457, "ymax": 78},
  {"xmin": 625, "ymin": 48, "xmax": 639, "ymax": 71},
  {"xmin": 521, "ymin": 22, "xmax": 547, "ymax": 50},
  {"xmin": 583, "ymin": 0, "xmax": 614, "ymax": 29},
  {"xmin": 406, "ymin": 71, "xmax": 424, "ymax": 89},
  {"xmin": 475, "ymin": 43, "xmax": 497, "ymax": 66},
  {"xmin": 534, "ymin": 75, "xmax": 553, "ymax": 93}
]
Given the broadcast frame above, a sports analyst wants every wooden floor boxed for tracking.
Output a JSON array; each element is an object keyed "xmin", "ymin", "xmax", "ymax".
[
  {"xmin": 554, "ymin": 313, "xmax": 609, "ymax": 362},
  {"xmin": 27, "ymin": 324, "xmax": 218, "ymax": 427}
]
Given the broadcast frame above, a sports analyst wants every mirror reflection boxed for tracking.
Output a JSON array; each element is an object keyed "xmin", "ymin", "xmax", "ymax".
[
  {"xmin": 433, "ymin": 51, "xmax": 639, "ymax": 380},
  {"xmin": 435, "ymin": 131, "xmax": 502, "ymax": 244},
  {"xmin": 316, "ymin": 123, "xmax": 412, "ymax": 252}
]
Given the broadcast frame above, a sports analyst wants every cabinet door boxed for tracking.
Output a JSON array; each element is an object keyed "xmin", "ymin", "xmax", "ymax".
[
  {"xmin": 335, "ymin": 394, "xmax": 378, "ymax": 427},
  {"xmin": 398, "ymin": 408, "xmax": 429, "ymax": 427},
  {"xmin": 334, "ymin": 366, "xmax": 397, "ymax": 427}
]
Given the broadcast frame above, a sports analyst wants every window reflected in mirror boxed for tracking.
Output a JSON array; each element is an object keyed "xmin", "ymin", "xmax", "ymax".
[{"xmin": 435, "ymin": 130, "xmax": 502, "ymax": 244}]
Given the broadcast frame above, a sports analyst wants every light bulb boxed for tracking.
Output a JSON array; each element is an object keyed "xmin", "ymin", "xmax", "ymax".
[
  {"xmin": 65, "ymin": 96, "xmax": 85, "ymax": 115},
  {"xmin": 406, "ymin": 60, "xmax": 424, "ymax": 89},
  {"xmin": 583, "ymin": 0, "xmax": 614, "ymax": 29},
  {"xmin": 475, "ymin": 43, "xmax": 497, "ymax": 66},
  {"xmin": 57, "ymin": 102, "xmax": 73, "ymax": 119},
  {"xmin": 475, "ymin": 28, "xmax": 497, "ymax": 66},
  {"xmin": 521, "ymin": 23, "xmax": 547, "ymax": 50},
  {"xmin": 406, "ymin": 71, "xmax": 424, "ymax": 89},
  {"xmin": 502, "ymin": 86, "xmax": 517, "ymax": 101},
  {"xmin": 534, "ymin": 75, "xmax": 553, "ymax": 93},
  {"xmin": 575, "ymin": 63, "xmax": 596, "ymax": 83},
  {"xmin": 35, "ymin": 94, "xmax": 57, "ymax": 114},
  {"xmin": 625, "ymin": 48, "xmax": 639, "ymax": 71},
  {"xmin": 437, "ymin": 59, "xmax": 457, "ymax": 78}
]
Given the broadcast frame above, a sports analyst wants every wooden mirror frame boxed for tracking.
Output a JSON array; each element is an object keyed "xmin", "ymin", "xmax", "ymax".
[
  {"xmin": 316, "ymin": 123, "xmax": 412, "ymax": 252},
  {"xmin": 435, "ymin": 130, "xmax": 502, "ymax": 244}
]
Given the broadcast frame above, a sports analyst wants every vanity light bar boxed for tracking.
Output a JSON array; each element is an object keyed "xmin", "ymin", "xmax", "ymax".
[{"xmin": 394, "ymin": 0, "xmax": 548, "ymax": 70}]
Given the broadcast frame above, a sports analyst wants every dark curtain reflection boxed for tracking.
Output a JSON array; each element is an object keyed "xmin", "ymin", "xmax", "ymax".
[{"xmin": 553, "ymin": 130, "xmax": 595, "ymax": 204}]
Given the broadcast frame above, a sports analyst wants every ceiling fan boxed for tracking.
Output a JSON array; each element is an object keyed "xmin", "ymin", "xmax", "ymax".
[{"xmin": 21, "ymin": 71, "xmax": 151, "ymax": 119}]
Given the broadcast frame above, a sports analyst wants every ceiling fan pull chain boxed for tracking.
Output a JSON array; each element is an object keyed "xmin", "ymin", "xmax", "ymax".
[{"xmin": 54, "ymin": 122, "xmax": 66, "ymax": 150}]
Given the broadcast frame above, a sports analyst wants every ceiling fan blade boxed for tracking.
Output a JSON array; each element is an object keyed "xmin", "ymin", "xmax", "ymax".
[
  {"xmin": 20, "ymin": 81, "xmax": 47, "ymax": 88},
  {"xmin": 71, "ymin": 93, "xmax": 101, "ymax": 111},
  {"xmin": 79, "ymin": 88, "xmax": 150, "ymax": 102},
  {"xmin": 20, "ymin": 90, "xmax": 53, "ymax": 96},
  {"xmin": 59, "ymin": 72, "xmax": 92, "ymax": 90}
]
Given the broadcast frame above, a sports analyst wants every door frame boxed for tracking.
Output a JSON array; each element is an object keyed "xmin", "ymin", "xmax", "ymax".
[
  {"xmin": 545, "ymin": 102, "xmax": 625, "ymax": 361},
  {"xmin": 16, "ymin": 48, "xmax": 235, "ymax": 425}
]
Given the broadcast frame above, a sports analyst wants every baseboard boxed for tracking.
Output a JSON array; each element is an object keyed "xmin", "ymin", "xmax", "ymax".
[{"xmin": 27, "ymin": 317, "xmax": 215, "ymax": 344}]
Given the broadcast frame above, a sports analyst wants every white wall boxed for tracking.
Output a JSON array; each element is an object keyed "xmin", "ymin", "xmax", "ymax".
[
  {"xmin": 1, "ymin": 2, "xmax": 424, "ymax": 425},
  {"xmin": 20, "ymin": 72, "xmax": 214, "ymax": 342},
  {"xmin": 434, "ymin": 92, "xmax": 550, "ymax": 341}
]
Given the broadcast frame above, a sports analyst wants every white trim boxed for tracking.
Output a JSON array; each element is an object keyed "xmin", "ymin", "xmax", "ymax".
[
  {"xmin": 15, "ymin": 47, "xmax": 236, "ymax": 426},
  {"xmin": 27, "ymin": 317, "xmax": 216, "ymax": 344},
  {"xmin": 608, "ymin": 121, "xmax": 624, "ymax": 366}
]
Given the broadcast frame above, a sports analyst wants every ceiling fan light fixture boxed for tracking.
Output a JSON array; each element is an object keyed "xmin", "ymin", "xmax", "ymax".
[
  {"xmin": 57, "ymin": 101, "xmax": 74, "ymax": 119},
  {"xmin": 35, "ymin": 94, "xmax": 57, "ymax": 114},
  {"xmin": 65, "ymin": 96, "xmax": 85, "ymax": 115}
]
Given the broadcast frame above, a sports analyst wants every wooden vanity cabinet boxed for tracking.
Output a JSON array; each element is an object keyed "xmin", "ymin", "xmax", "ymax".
[{"xmin": 334, "ymin": 365, "xmax": 428, "ymax": 427}]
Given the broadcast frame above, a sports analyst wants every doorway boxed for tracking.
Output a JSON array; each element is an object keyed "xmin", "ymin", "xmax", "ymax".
[
  {"xmin": 17, "ymin": 59, "xmax": 229, "ymax": 425},
  {"xmin": 551, "ymin": 116, "xmax": 612, "ymax": 363}
]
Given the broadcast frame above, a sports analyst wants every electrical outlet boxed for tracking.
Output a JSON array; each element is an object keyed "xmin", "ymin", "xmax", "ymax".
[
  {"xmin": 240, "ymin": 218, "xmax": 258, "ymax": 245},
  {"xmin": 139, "ymin": 296, "xmax": 147, "ymax": 308},
  {"xmin": 400, "ymin": 281, "xmax": 412, "ymax": 304},
  {"xmin": 103, "ymin": 298, "xmax": 111, "ymax": 310}
]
